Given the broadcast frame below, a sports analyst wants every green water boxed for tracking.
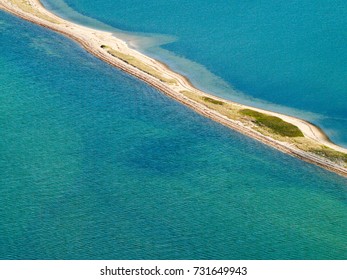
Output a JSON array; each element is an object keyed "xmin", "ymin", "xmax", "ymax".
[{"xmin": 0, "ymin": 10, "xmax": 346, "ymax": 259}]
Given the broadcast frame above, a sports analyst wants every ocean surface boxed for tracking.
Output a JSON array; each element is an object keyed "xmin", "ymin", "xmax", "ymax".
[
  {"xmin": 42, "ymin": 0, "xmax": 347, "ymax": 147},
  {"xmin": 0, "ymin": 9, "xmax": 346, "ymax": 260}
]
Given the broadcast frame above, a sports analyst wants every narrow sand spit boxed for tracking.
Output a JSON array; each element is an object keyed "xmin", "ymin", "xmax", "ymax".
[{"xmin": 1, "ymin": 0, "xmax": 346, "ymax": 177}]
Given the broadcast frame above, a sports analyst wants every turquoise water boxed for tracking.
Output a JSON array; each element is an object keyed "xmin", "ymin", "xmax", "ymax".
[
  {"xmin": 42, "ymin": 0, "xmax": 347, "ymax": 147},
  {"xmin": 0, "ymin": 11, "xmax": 346, "ymax": 260}
]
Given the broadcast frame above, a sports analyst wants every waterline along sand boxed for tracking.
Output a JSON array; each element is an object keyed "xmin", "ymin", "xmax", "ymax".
[{"xmin": 1, "ymin": 0, "xmax": 347, "ymax": 177}]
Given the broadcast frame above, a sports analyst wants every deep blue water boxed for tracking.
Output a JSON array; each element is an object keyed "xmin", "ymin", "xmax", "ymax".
[
  {"xmin": 42, "ymin": 0, "xmax": 347, "ymax": 147},
  {"xmin": 0, "ymin": 10, "xmax": 346, "ymax": 259}
]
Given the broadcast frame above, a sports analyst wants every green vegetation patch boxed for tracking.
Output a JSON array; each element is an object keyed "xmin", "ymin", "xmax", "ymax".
[
  {"xmin": 101, "ymin": 45, "xmax": 177, "ymax": 85},
  {"xmin": 202, "ymin": 97, "xmax": 224, "ymax": 105},
  {"xmin": 309, "ymin": 146, "xmax": 347, "ymax": 165},
  {"xmin": 240, "ymin": 109, "xmax": 304, "ymax": 137},
  {"xmin": 181, "ymin": 91, "xmax": 240, "ymax": 120}
]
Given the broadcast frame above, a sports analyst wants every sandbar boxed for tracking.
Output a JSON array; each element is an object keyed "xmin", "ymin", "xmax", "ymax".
[{"xmin": 1, "ymin": 0, "xmax": 346, "ymax": 177}]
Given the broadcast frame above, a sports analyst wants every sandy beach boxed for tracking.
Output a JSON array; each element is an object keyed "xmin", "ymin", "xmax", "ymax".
[{"xmin": 1, "ymin": 0, "xmax": 346, "ymax": 177}]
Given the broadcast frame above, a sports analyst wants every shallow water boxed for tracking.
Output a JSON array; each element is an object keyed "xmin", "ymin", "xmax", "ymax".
[
  {"xmin": 0, "ymin": 11, "xmax": 346, "ymax": 259},
  {"xmin": 42, "ymin": 0, "xmax": 347, "ymax": 147}
]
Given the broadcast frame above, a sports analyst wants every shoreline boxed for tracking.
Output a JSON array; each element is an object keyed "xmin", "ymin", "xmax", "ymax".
[{"xmin": 1, "ymin": 0, "xmax": 347, "ymax": 177}]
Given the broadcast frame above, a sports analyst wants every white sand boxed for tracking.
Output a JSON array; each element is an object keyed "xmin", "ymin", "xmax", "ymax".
[{"xmin": 1, "ymin": 0, "xmax": 346, "ymax": 176}]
